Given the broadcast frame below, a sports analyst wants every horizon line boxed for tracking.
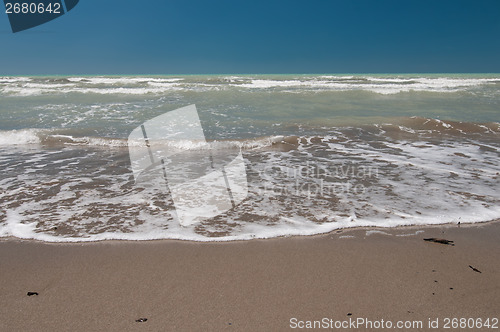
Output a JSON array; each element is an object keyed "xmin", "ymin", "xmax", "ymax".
[{"xmin": 2, "ymin": 72, "xmax": 500, "ymax": 77}]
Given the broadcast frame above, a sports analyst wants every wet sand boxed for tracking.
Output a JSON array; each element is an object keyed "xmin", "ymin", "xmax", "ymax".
[{"xmin": 0, "ymin": 221, "xmax": 499, "ymax": 331}]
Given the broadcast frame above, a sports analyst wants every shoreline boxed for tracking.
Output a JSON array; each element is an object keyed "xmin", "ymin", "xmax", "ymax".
[
  {"xmin": 1, "ymin": 221, "xmax": 499, "ymax": 331},
  {"xmin": 1, "ymin": 218, "xmax": 498, "ymax": 245}
]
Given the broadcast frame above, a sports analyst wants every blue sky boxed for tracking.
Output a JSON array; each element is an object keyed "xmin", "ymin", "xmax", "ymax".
[{"xmin": 0, "ymin": 0, "xmax": 499, "ymax": 74}]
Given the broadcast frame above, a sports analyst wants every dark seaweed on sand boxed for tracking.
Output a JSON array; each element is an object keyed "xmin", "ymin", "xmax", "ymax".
[{"xmin": 423, "ymin": 238, "xmax": 454, "ymax": 246}]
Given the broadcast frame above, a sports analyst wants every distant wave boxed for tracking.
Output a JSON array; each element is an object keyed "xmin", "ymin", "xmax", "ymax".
[
  {"xmin": 0, "ymin": 128, "xmax": 287, "ymax": 149},
  {"xmin": 1, "ymin": 117, "xmax": 498, "ymax": 153},
  {"xmin": 1, "ymin": 75, "xmax": 499, "ymax": 96}
]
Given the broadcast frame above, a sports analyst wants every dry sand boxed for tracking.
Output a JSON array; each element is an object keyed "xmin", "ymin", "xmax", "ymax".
[{"xmin": 0, "ymin": 221, "xmax": 499, "ymax": 331}]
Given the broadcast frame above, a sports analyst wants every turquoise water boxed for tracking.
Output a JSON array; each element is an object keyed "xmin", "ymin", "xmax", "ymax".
[{"xmin": 1, "ymin": 74, "xmax": 499, "ymax": 135}]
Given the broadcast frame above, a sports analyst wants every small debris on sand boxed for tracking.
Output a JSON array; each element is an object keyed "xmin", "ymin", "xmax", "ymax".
[
  {"xmin": 469, "ymin": 265, "xmax": 482, "ymax": 273},
  {"xmin": 423, "ymin": 238, "xmax": 454, "ymax": 246},
  {"xmin": 135, "ymin": 318, "xmax": 148, "ymax": 323},
  {"xmin": 27, "ymin": 292, "xmax": 38, "ymax": 296}
]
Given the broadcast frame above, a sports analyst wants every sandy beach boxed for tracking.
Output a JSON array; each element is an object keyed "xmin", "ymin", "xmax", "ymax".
[{"xmin": 0, "ymin": 221, "xmax": 499, "ymax": 331}]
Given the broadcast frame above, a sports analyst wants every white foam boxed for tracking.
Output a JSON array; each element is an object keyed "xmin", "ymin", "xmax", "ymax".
[
  {"xmin": 232, "ymin": 76, "xmax": 499, "ymax": 94},
  {"xmin": 2, "ymin": 76, "xmax": 498, "ymax": 96},
  {"xmin": 1, "ymin": 207, "xmax": 497, "ymax": 243},
  {"xmin": 67, "ymin": 77, "xmax": 184, "ymax": 84},
  {"xmin": 0, "ymin": 129, "xmax": 41, "ymax": 145},
  {"xmin": 0, "ymin": 77, "xmax": 31, "ymax": 83},
  {"xmin": 365, "ymin": 230, "xmax": 391, "ymax": 236},
  {"xmin": 2, "ymin": 86, "xmax": 184, "ymax": 96},
  {"xmin": 24, "ymin": 83, "xmax": 76, "ymax": 88},
  {"xmin": 396, "ymin": 230, "xmax": 425, "ymax": 237},
  {"xmin": 1, "ymin": 210, "xmax": 38, "ymax": 239},
  {"xmin": 0, "ymin": 127, "xmax": 286, "ymax": 149}
]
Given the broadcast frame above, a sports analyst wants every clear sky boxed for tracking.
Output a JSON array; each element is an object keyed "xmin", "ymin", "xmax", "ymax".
[{"xmin": 0, "ymin": 0, "xmax": 499, "ymax": 75}]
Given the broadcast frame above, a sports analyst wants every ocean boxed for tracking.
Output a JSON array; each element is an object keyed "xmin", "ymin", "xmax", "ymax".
[{"xmin": 0, "ymin": 74, "xmax": 499, "ymax": 242}]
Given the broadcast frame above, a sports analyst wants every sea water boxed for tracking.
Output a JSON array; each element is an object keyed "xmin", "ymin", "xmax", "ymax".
[{"xmin": 0, "ymin": 74, "xmax": 499, "ymax": 241}]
